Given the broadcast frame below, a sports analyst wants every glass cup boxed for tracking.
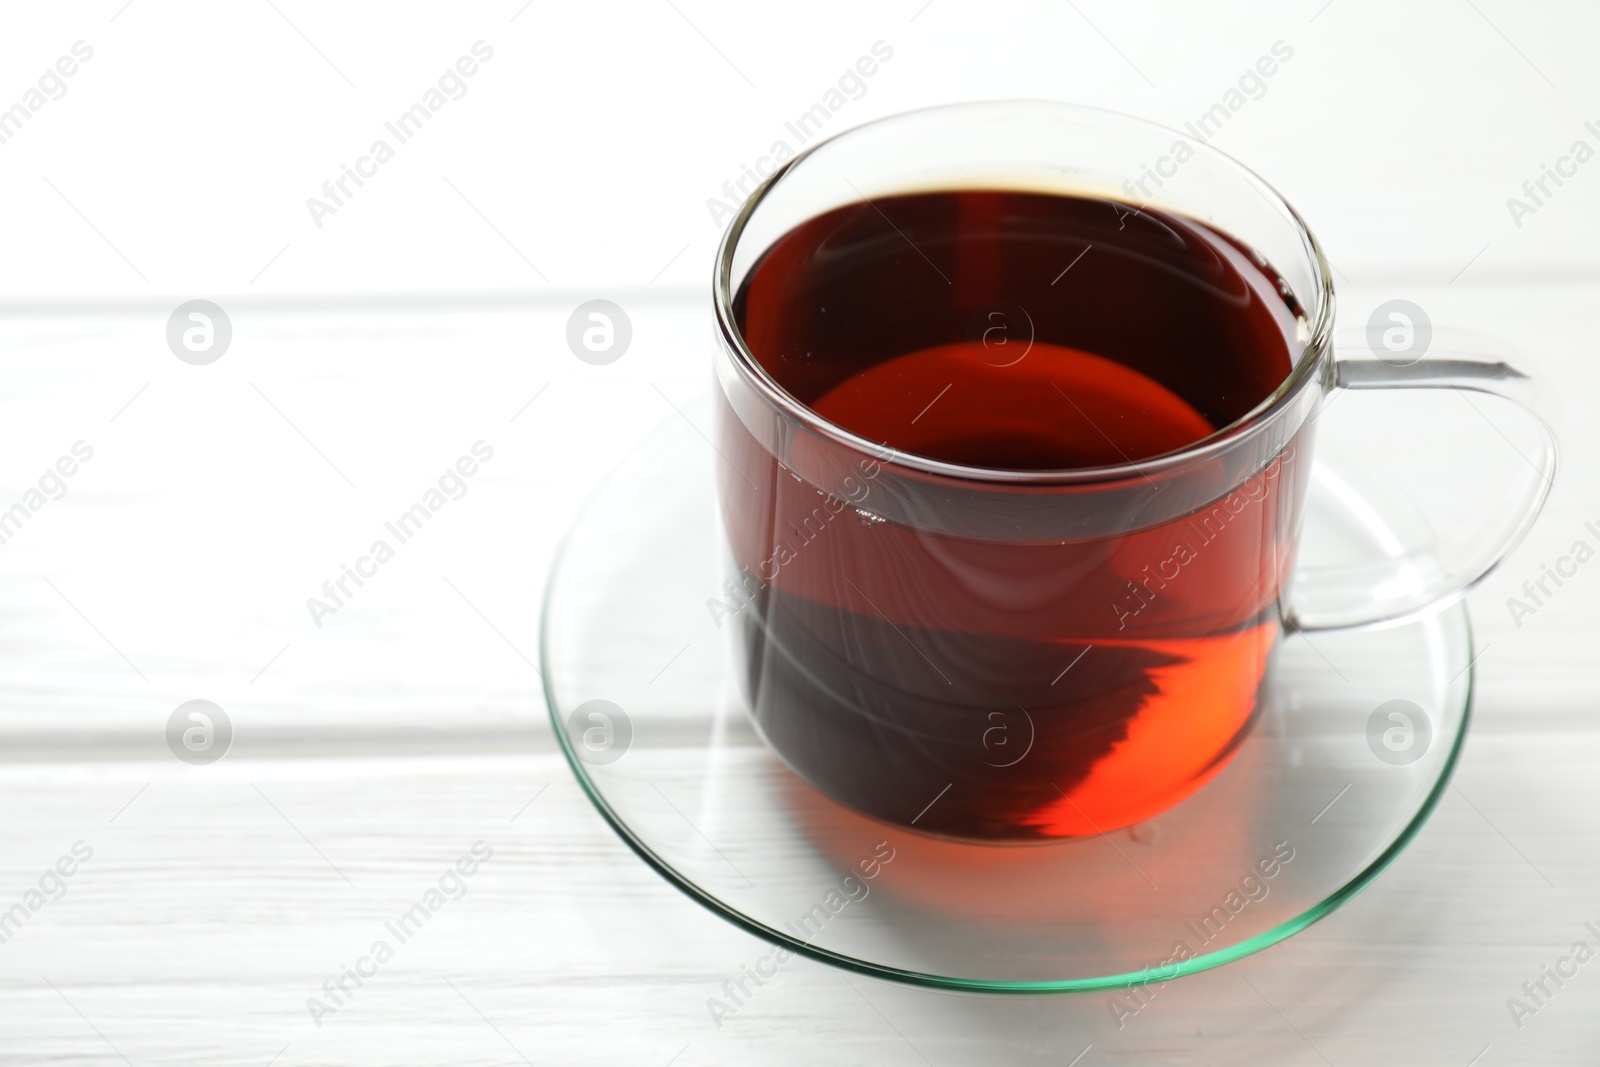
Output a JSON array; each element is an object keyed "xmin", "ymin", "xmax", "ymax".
[{"xmin": 710, "ymin": 101, "xmax": 1554, "ymax": 843}]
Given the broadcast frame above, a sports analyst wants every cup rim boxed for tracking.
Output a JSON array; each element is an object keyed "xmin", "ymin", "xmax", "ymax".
[{"xmin": 712, "ymin": 99, "xmax": 1336, "ymax": 486}]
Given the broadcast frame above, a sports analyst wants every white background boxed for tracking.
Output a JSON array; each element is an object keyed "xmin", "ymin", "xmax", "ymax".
[{"xmin": 0, "ymin": 0, "xmax": 1596, "ymax": 297}]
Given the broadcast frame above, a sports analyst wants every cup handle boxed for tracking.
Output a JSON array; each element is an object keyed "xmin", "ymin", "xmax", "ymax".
[{"xmin": 1284, "ymin": 342, "xmax": 1558, "ymax": 633}]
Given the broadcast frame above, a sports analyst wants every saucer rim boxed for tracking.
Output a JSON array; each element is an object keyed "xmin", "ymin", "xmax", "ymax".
[{"xmin": 540, "ymin": 418, "xmax": 1475, "ymax": 994}]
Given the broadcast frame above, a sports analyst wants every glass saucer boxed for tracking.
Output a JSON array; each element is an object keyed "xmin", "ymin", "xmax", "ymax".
[{"xmin": 541, "ymin": 411, "xmax": 1472, "ymax": 993}]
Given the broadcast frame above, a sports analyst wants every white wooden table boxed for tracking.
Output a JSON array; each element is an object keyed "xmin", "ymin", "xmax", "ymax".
[{"xmin": 0, "ymin": 283, "xmax": 1594, "ymax": 1066}]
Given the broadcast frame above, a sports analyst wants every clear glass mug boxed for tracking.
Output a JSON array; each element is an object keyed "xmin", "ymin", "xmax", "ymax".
[{"xmin": 710, "ymin": 101, "xmax": 1555, "ymax": 843}]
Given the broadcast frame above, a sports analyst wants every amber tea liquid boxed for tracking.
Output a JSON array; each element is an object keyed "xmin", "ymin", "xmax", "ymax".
[{"xmin": 718, "ymin": 189, "xmax": 1309, "ymax": 841}]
